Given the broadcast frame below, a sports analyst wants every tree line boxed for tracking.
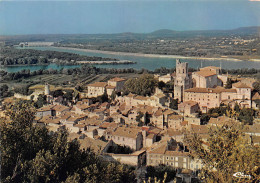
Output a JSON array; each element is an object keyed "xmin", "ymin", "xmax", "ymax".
[{"xmin": 0, "ymin": 47, "xmax": 118, "ymax": 66}]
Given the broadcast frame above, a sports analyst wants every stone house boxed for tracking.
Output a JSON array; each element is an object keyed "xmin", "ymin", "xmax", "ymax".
[
  {"xmin": 207, "ymin": 116, "xmax": 236, "ymax": 127},
  {"xmin": 178, "ymin": 101, "xmax": 199, "ymax": 116},
  {"xmin": 151, "ymin": 108, "xmax": 164, "ymax": 128},
  {"xmin": 167, "ymin": 114, "xmax": 184, "ymax": 130},
  {"xmin": 36, "ymin": 105, "xmax": 56, "ymax": 117},
  {"xmin": 252, "ymin": 92, "xmax": 260, "ymax": 110},
  {"xmin": 146, "ymin": 139, "xmax": 191, "ymax": 169},
  {"xmin": 158, "ymin": 73, "xmax": 175, "ymax": 83},
  {"xmin": 37, "ymin": 115, "xmax": 62, "ymax": 132},
  {"xmin": 184, "ymin": 87, "xmax": 222, "ymax": 113},
  {"xmin": 106, "ymin": 126, "xmax": 143, "ymax": 150},
  {"xmin": 52, "ymin": 105, "xmax": 71, "ymax": 116},
  {"xmin": 87, "ymin": 82, "xmax": 107, "ymax": 98},
  {"xmin": 106, "ymin": 77, "xmax": 126, "ymax": 96},
  {"xmin": 184, "ymin": 82, "xmax": 252, "ymax": 113},
  {"xmin": 192, "ymin": 67, "xmax": 219, "ymax": 88},
  {"xmin": 74, "ymin": 102, "xmax": 90, "ymax": 114},
  {"xmin": 98, "ymin": 122, "xmax": 118, "ymax": 137}
]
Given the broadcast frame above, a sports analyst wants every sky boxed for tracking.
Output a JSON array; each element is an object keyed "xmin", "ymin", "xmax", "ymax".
[{"xmin": 0, "ymin": 0, "xmax": 260, "ymax": 35}]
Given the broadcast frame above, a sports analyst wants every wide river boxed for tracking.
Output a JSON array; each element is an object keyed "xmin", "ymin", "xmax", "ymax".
[{"xmin": 2, "ymin": 47, "xmax": 260, "ymax": 72}]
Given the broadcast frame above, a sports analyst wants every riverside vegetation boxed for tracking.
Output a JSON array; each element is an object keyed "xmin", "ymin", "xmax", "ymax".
[{"xmin": 0, "ymin": 47, "xmax": 118, "ymax": 66}]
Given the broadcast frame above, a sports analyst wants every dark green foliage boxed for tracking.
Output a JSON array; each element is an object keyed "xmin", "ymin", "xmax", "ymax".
[
  {"xmin": 110, "ymin": 91, "xmax": 117, "ymax": 101},
  {"xmin": 96, "ymin": 90, "xmax": 109, "ymax": 103},
  {"xmin": 234, "ymin": 103, "xmax": 240, "ymax": 113},
  {"xmin": 107, "ymin": 145, "xmax": 134, "ymax": 154},
  {"xmin": 14, "ymin": 85, "xmax": 33, "ymax": 95},
  {"xmin": 238, "ymin": 108, "xmax": 255, "ymax": 125},
  {"xmin": 0, "ymin": 47, "xmax": 118, "ymax": 66},
  {"xmin": 208, "ymin": 106, "xmax": 231, "ymax": 117},
  {"xmin": 208, "ymin": 105, "xmax": 255, "ymax": 125},
  {"xmin": 153, "ymin": 67, "xmax": 175, "ymax": 75},
  {"xmin": 200, "ymin": 114, "xmax": 210, "ymax": 125},
  {"xmin": 124, "ymin": 74, "xmax": 158, "ymax": 96},
  {"xmin": 225, "ymin": 78, "xmax": 233, "ymax": 89},
  {"xmin": 63, "ymin": 90, "xmax": 74, "ymax": 101},
  {"xmin": 222, "ymin": 68, "xmax": 259, "ymax": 75},
  {"xmin": 34, "ymin": 94, "xmax": 47, "ymax": 108},
  {"xmin": 0, "ymin": 84, "xmax": 10, "ymax": 98},
  {"xmin": 136, "ymin": 112, "xmax": 144, "ymax": 122},
  {"xmin": 0, "ymin": 102, "xmax": 136, "ymax": 183},
  {"xmin": 252, "ymin": 81, "xmax": 260, "ymax": 93},
  {"xmin": 75, "ymin": 85, "xmax": 83, "ymax": 92},
  {"xmin": 146, "ymin": 165, "xmax": 176, "ymax": 182},
  {"xmin": 52, "ymin": 89, "xmax": 64, "ymax": 98},
  {"xmin": 185, "ymin": 124, "xmax": 260, "ymax": 182},
  {"xmin": 169, "ymin": 99, "xmax": 178, "ymax": 110},
  {"xmin": 136, "ymin": 112, "xmax": 144, "ymax": 126},
  {"xmin": 158, "ymin": 81, "xmax": 166, "ymax": 89}
]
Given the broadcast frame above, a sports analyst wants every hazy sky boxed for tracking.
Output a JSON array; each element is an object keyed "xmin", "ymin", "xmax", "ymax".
[{"xmin": 0, "ymin": 1, "xmax": 260, "ymax": 35}]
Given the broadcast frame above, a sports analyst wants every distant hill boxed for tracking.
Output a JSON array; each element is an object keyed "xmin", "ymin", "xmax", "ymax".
[
  {"xmin": 150, "ymin": 29, "xmax": 177, "ymax": 36},
  {"xmin": 149, "ymin": 26, "xmax": 260, "ymax": 37},
  {"xmin": 228, "ymin": 26, "xmax": 260, "ymax": 34},
  {"xmin": 0, "ymin": 26, "xmax": 259, "ymax": 43}
]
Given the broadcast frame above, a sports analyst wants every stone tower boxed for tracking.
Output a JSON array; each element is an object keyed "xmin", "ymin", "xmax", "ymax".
[
  {"xmin": 174, "ymin": 59, "xmax": 191, "ymax": 102},
  {"xmin": 45, "ymin": 83, "xmax": 50, "ymax": 95}
]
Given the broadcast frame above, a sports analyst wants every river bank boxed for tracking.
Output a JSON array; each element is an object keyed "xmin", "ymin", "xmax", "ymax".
[
  {"xmin": 77, "ymin": 60, "xmax": 135, "ymax": 64},
  {"xmin": 53, "ymin": 46, "xmax": 259, "ymax": 62}
]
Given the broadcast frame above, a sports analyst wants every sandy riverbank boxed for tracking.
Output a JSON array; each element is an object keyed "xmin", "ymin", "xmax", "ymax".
[
  {"xmin": 77, "ymin": 60, "xmax": 135, "ymax": 64},
  {"xmin": 53, "ymin": 46, "xmax": 260, "ymax": 62}
]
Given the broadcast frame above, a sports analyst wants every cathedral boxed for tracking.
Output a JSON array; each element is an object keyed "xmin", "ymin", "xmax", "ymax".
[{"xmin": 173, "ymin": 59, "xmax": 228, "ymax": 102}]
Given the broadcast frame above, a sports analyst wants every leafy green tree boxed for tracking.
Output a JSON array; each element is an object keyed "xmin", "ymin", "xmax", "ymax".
[
  {"xmin": 169, "ymin": 99, "xmax": 178, "ymax": 110},
  {"xmin": 200, "ymin": 114, "xmax": 210, "ymax": 125},
  {"xmin": 14, "ymin": 85, "xmax": 32, "ymax": 95},
  {"xmin": 158, "ymin": 81, "xmax": 166, "ymax": 90},
  {"xmin": 34, "ymin": 94, "xmax": 47, "ymax": 108},
  {"xmin": 96, "ymin": 90, "xmax": 109, "ymax": 103},
  {"xmin": 234, "ymin": 103, "xmax": 240, "ymax": 113},
  {"xmin": 252, "ymin": 81, "xmax": 260, "ymax": 93},
  {"xmin": 185, "ymin": 124, "xmax": 260, "ymax": 183},
  {"xmin": 146, "ymin": 165, "xmax": 176, "ymax": 183},
  {"xmin": 136, "ymin": 112, "xmax": 144, "ymax": 126},
  {"xmin": 52, "ymin": 89, "xmax": 64, "ymax": 98},
  {"xmin": 225, "ymin": 78, "xmax": 233, "ymax": 89},
  {"xmin": 107, "ymin": 144, "xmax": 134, "ymax": 154},
  {"xmin": 63, "ymin": 90, "xmax": 74, "ymax": 101},
  {"xmin": 110, "ymin": 91, "xmax": 117, "ymax": 101},
  {"xmin": 238, "ymin": 108, "xmax": 255, "ymax": 125},
  {"xmin": 0, "ymin": 84, "xmax": 10, "ymax": 98},
  {"xmin": 124, "ymin": 74, "xmax": 158, "ymax": 96}
]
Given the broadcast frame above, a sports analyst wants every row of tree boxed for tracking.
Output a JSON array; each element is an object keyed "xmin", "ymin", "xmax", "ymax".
[
  {"xmin": 0, "ymin": 47, "xmax": 118, "ymax": 65},
  {"xmin": 1, "ymin": 65, "xmax": 259, "ymax": 82}
]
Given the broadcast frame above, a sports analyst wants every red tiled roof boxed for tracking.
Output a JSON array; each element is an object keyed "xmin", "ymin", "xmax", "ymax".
[
  {"xmin": 233, "ymin": 82, "xmax": 251, "ymax": 89},
  {"xmin": 194, "ymin": 70, "xmax": 216, "ymax": 77},
  {"xmin": 88, "ymin": 82, "xmax": 107, "ymax": 87},
  {"xmin": 185, "ymin": 87, "xmax": 236, "ymax": 93}
]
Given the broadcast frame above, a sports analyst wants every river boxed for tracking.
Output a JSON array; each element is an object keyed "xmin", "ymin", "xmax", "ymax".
[{"xmin": 2, "ymin": 46, "xmax": 260, "ymax": 72}]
